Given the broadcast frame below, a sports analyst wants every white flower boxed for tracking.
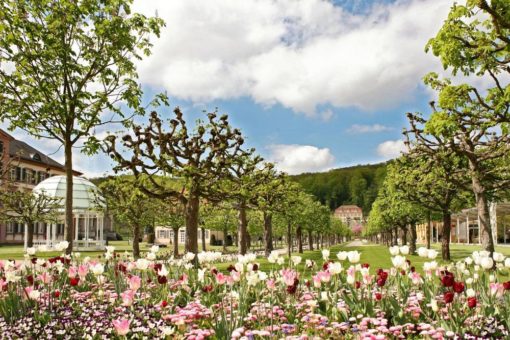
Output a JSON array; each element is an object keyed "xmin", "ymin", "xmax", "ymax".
[
  {"xmin": 320, "ymin": 291, "xmax": 329, "ymax": 301},
  {"xmin": 305, "ymin": 259, "xmax": 314, "ymax": 268},
  {"xmin": 346, "ymin": 275, "xmax": 355, "ymax": 285},
  {"xmin": 37, "ymin": 245, "xmax": 48, "ymax": 252},
  {"xmin": 336, "ymin": 251, "xmax": 348, "ymax": 261},
  {"xmin": 427, "ymin": 249, "xmax": 438, "ymax": 259},
  {"xmin": 466, "ymin": 288, "xmax": 476, "ymax": 297},
  {"xmin": 328, "ymin": 262, "xmax": 343, "ymax": 275},
  {"xmin": 197, "ymin": 269, "xmax": 205, "ymax": 283},
  {"xmin": 258, "ymin": 271, "xmax": 268, "ymax": 281},
  {"xmin": 492, "ymin": 252, "xmax": 505, "ymax": 263},
  {"xmin": 158, "ymin": 265, "xmax": 169, "ymax": 277},
  {"xmin": 26, "ymin": 247, "xmax": 36, "ymax": 256},
  {"xmin": 277, "ymin": 257, "xmax": 285, "ymax": 265},
  {"xmin": 268, "ymin": 251, "xmax": 280, "ymax": 264},
  {"xmin": 91, "ymin": 263, "xmax": 104, "ymax": 276},
  {"xmin": 28, "ymin": 289, "xmax": 41, "ymax": 300},
  {"xmin": 147, "ymin": 252, "xmax": 156, "ymax": 261},
  {"xmin": 417, "ymin": 247, "xmax": 429, "ymax": 258},
  {"xmin": 391, "ymin": 255, "xmax": 406, "ymax": 269},
  {"xmin": 347, "ymin": 251, "xmax": 361, "ymax": 264},
  {"xmin": 430, "ymin": 298, "xmax": 438, "ymax": 312},
  {"xmin": 160, "ymin": 327, "xmax": 175, "ymax": 336},
  {"xmin": 465, "ymin": 257, "xmax": 473, "ymax": 265},
  {"xmin": 399, "ymin": 246, "xmax": 409, "ymax": 255},
  {"xmin": 321, "ymin": 249, "xmax": 330, "ymax": 261},
  {"xmin": 235, "ymin": 263, "xmax": 245, "ymax": 273},
  {"xmin": 136, "ymin": 258, "xmax": 150, "ymax": 270},
  {"xmin": 423, "ymin": 261, "xmax": 437, "ymax": 271},
  {"xmin": 151, "ymin": 245, "xmax": 160, "ymax": 254},
  {"xmin": 505, "ymin": 258, "xmax": 510, "ymax": 268},
  {"xmin": 184, "ymin": 263, "xmax": 193, "ymax": 270},
  {"xmin": 480, "ymin": 257, "xmax": 494, "ymax": 269},
  {"xmin": 291, "ymin": 256, "xmax": 302, "ymax": 266},
  {"xmin": 479, "ymin": 250, "xmax": 490, "ymax": 258},
  {"xmin": 247, "ymin": 273, "xmax": 259, "ymax": 286},
  {"xmin": 105, "ymin": 246, "xmax": 115, "ymax": 254},
  {"xmin": 489, "ymin": 274, "xmax": 496, "ymax": 282},
  {"xmin": 389, "ymin": 246, "xmax": 400, "ymax": 256},
  {"xmin": 184, "ymin": 252, "xmax": 195, "ymax": 262},
  {"xmin": 55, "ymin": 241, "xmax": 69, "ymax": 252},
  {"xmin": 466, "ymin": 278, "xmax": 473, "ymax": 285}
]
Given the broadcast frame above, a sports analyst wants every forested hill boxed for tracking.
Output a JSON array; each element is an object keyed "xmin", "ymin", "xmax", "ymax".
[{"xmin": 291, "ymin": 162, "xmax": 388, "ymax": 214}]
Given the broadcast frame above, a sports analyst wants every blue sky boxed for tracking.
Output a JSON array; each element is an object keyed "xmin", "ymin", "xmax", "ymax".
[{"xmin": 1, "ymin": 0, "xmax": 456, "ymax": 177}]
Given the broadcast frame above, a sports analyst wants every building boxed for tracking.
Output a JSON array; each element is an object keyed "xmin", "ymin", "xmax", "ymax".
[
  {"xmin": 0, "ymin": 129, "xmax": 84, "ymax": 245},
  {"xmin": 154, "ymin": 226, "xmax": 228, "ymax": 246},
  {"xmin": 333, "ymin": 205, "xmax": 363, "ymax": 227},
  {"xmin": 416, "ymin": 202, "xmax": 510, "ymax": 246}
]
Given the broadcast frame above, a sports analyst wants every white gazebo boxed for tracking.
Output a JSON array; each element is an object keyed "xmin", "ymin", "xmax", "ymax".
[{"xmin": 31, "ymin": 175, "xmax": 107, "ymax": 250}]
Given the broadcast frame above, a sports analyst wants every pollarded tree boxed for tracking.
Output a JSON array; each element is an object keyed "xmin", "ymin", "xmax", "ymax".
[
  {"xmin": 0, "ymin": 0, "xmax": 164, "ymax": 254},
  {"xmin": 421, "ymin": 0, "xmax": 510, "ymax": 254},
  {"xmin": 98, "ymin": 176, "xmax": 159, "ymax": 259},
  {"xmin": 105, "ymin": 109, "xmax": 252, "ymax": 258},
  {"xmin": 389, "ymin": 150, "xmax": 470, "ymax": 260},
  {"xmin": 0, "ymin": 190, "xmax": 62, "ymax": 248}
]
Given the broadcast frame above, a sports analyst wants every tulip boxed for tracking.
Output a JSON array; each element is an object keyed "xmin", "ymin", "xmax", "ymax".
[
  {"xmin": 453, "ymin": 281, "xmax": 465, "ymax": 294},
  {"xmin": 69, "ymin": 277, "xmax": 80, "ymax": 286},
  {"xmin": 399, "ymin": 246, "xmax": 409, "ymax": 255},
  {"xmin": 443, "ymin": 291, "xmax": 454, "ymax": 303},
  {"xmin": 321, "ymin": 249, "xmax": 330, "ymax": 261},
  {"xmin": 375, "ymin": 292, "xmax": 382, "ymax": 301},
  {"xmin": 121, "ymin": 290, "xmax": 135, "ymax": 306},
  {"xmin": 112, "ymin": 318, "xmax": 131, "ymax": 336},
  {"xmin": 129, "ymin": 275, "xmax": 141, "ymax": 291},
  {"xmin": 480, "ymin": 257, "xmax": 494, "ymax": 269},
  {"xmin": 389, "ymin": 246, "xmax": 400, "ymax": 256},
  {"xmin": 347, "ymin": 251, "xmax": 360, "ymax": 264},
  {"xmin": 467, "ymin": 297, "xmax": 477, "ymax": 309}
]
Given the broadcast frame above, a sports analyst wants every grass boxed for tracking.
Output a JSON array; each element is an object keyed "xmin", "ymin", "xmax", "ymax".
[{"xmin": 0, "ymin": 241, "xmax": 235, "ymax": 260}]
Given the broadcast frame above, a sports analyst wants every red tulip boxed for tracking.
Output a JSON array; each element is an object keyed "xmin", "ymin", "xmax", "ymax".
[
  {"xmin": 362, "ymin": 263, "xmax": 370, "ymax": 269},
  {"xmin": 444, "ymin": 291, "xmax": 454, "ymax": 303},
  {"xmin": 453, "ymin": 281, "xmax": 465, "ymax": 294},
  {"xmin": 503, "ymin": 281, "xmax": 510, "ymax": 291},
  {"xmin": 377, "ymin": 278, "xmax": 386, "ymax": 287},
  {"xmin": 161, "ymin": 300, "xmax": 168, "ymax": 308},
  {"xmin": 441, "ymin": 272, "xmax": 455, "ymax": 287},
  {"xmin": 375, "ymin": 292, "xmax": 382, "ymax": 301},
  {"xmin": 355, "ymin": 281, "xmax": 361, "ymax": 289},
  {"xmin": 54, "ymin": 290, "xmax": 60, "ymax": 298},
  {"xmin": 69, "ymin": 277, "xmax": 80, "ymax": 286},
  {"xmin": 467, "ymin": 297, "xmax": 477, "ymax": 308},
  {"xmin": 157, "ymin": 276, "xmax": 167, "ymax": 285},
  {"xmin": 26, "ymin": 275, "xmax": 34, "ymax": 285}
]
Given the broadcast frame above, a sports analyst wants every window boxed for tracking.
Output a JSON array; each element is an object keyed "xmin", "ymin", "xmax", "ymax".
[
  {"xmin": 6, "ymin": 222, "xmax": 14, "ymax": 234},
  {"xmin": 0, "ymin": 141, "xmax": 3, "ymax": 155},
  {"xmin": 32, "ymin": 153, "xmax": 41, "ymax": 161},
  {"xmin": 179, "ymin": 230, "xmax": 185, "ymax": 243},
  {"xmin": 158, "ymin": 230, "xmax": 166, "ymax": 239},
  {"xmin": 205, "ymin": 230, "xmax": 209, "ymax": 239},
  {"xmin": 15, "ymin": 167, "xmax": 21, "ymax": 181}
]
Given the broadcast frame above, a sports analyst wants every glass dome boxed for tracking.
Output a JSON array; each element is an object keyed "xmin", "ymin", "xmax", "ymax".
[{"xmin": 33, "ymin": 175, "xmax": 105, "ymax": 211}]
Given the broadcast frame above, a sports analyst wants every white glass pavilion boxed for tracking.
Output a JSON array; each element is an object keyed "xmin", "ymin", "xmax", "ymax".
[{"xmin": 30, "ymin": 175, "xmax": 106, "ymax": 250}]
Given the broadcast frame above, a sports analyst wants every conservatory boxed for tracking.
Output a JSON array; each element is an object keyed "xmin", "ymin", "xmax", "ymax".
[{"xmin": 30, "ymin": 175, "xmax": 107, "ymax": 250}]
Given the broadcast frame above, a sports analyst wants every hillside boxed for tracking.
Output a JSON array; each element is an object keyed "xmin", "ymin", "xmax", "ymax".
[{"xmin": 291, "ymin": 162, "xmax": 388, "ymax": 214}]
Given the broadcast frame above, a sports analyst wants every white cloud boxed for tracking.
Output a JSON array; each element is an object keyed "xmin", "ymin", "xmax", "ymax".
[
  {"xmin": 348, "ymin": 124, "xmax": 393, "ymax": 133},
  {"xmin": 376, "ymin": 139, "xmax": 406, "ymax": 159},
  {"xmin": 266, "ymin": 144, "xmax": 335, "ymax": 174},
  {"xmin": 133, "ymin": 0, "xmax": 453, "ymax": 116}
]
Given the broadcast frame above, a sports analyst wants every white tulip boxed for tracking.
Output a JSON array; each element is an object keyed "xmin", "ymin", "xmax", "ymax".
[
  {"xmin": 347, "ymin": 251, "xmax": 361, "ymax": 264},
  {"xmin": 291, "ymin": 256, "xmax": 302, "ymax": 266},
  {"xmin": 430, "ymin": 298, "xmax": 438, "ymax": 312},
  {"xmin": 391, "ymin": 255, "xmax": 406, "ymax": 269},
  {"xmin": 28, "ymin": 290, "xmax": 41, "ymax": 300},
  {"xmin": 150, "ymin": 245, "xmax": 160, "ymax": 254},
  {"xmin": 480, "ymin": 257, "xmax": 494, "ymax": 270},
  {"xmin": 146, "ymin": 252, "xmax": 156, "ymax": 261},
  {"xmin": 417, "ymin": 247, "xmax": 429, "ymax": 258},
  {"xmin": 399, "ymin": 246, "xmax": 409, "ymax": 255},
  {"xmin": 505, "ymin": 258, "xmax": 510, "ymax": 268},
  {"xmin": 492, "ymin": 252, "xmax": 505, "ymax": 263},
  {"xmin": 328, "ymin": 262, "xmax": 343, "ymax": 275},
  {"xmin": 465, "ymin": 257, "xmax": 473, "ymax": 265},
  {"xmin": 91, "ymin": 263, "xmax": 104, "ymax": 276},
  {"xmin": 136, "ymin": 258, "xmax": 150, "ymax": 270},
  {"xmin": 336, "ymin": 251, "xmax": 348, "ymax": 261},
  {"xmin": 26, "ymin": 247, "xmax": 36, "ymax": 256},
  {"xmin": 466, "ymin": 288, "xmax": 476, "ymax": 297},
  {"xmin": 158, "ymin": 265, "xmax": 169, "ymax": 277},
  {"xmin": 105, "ymin": 246, "xmax": 115, "ymax": 254},
  {"xmin": 321, "ymin": 249, "xmax": 330, "ymax": 261},
  {"xmin": 427, "ymin": 249, "xmax": 438, "ymax": 259},
  {"xmin": 389, "ymin": 246, "xmax": 400, "ymax": 256}
]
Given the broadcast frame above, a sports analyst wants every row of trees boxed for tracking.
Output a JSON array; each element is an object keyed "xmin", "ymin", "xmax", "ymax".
[
  {"xmin": 366, "ymin": 0, "xmax": 510, "ymax": 260},
  {"xmin": 101, "ymin": 109, "xmax": 352, "ymax": 259}
]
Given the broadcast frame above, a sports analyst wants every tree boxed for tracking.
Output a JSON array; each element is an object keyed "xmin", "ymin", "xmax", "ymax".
[
  {"xmin": 386, "ymin": 154, "xmax": 469, "ymax": 259},
  {"xmin": 0, "ymin": 0, "xmax": 164, "ymax": 254},
  {"xmin": 201, "ymin": 203, "xmax": 237, "ymax": 252},
  {"xmin": 105, "ymin": 109, "xmax": 252, "ymax": 259},
  {"xmin": 421, "ymin": 0, "xmax": 510, "ymax": 253},
  {"xmin": 98, "ymin": 176, "xmax": 158, "ymax": 258},
  {"xmin": 0, "ymin": 190, "xmax": 62, "ymax": 248},
  {"xmin": 157, "ymin": 200, "xmax": 185, "ymax": 257}
]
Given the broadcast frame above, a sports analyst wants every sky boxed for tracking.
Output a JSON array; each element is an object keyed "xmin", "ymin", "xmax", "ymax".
[{"xmin": 1, "ymin": 0, "xmax": 460, "ymax": 177}]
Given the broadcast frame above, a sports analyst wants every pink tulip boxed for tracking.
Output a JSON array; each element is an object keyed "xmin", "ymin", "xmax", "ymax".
[
  {"xmin": 38, "ymin": 272, "xmax": 52, "ymax": 285},
  {"xmin": 68, "ymin": 266, "xmax": 78, "ymax": 278},
  {"xmin": 216, "ymin": 273, "xmax": 227, "ymax": 285},
  {"xmin": 489, "ymin": 283, "xmax": 504, "ymax": 297},
  {"xmin": 128, "ymin": 275, "xmax": 141, "ymax": 292},
  {"xmin": 312, "ymin": 274, "xmax": 322, "ymax": 288},
  {"xmin": 121, "ymin": 289, "xmax": 135, "ymax": 306},
  {"xmin": 266, "ymin": 279, "xmax": 276, "ymax": 290},
  {"xmin": 231, "ymin": 271, "xmax": 241, "ymax": 282},
  {"xmin": 78, "ymin": 265, "xmax": 89, "ymax": 279},
  {"xmin": 280, "ymin": 269, "xmax": 298, "ymax": 286},
  {"xmin": 112, "ymin": 318, "xmax": 131, "ymax": 336}
]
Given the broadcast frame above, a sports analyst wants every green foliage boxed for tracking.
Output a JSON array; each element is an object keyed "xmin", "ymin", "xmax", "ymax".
[
  {"xmin": 0, "ymin": 190, "xmax": 62, "ymax": 225},
  {"xmin": 291, "ymin": 163, "xmax": 387, "ymax": 213}
]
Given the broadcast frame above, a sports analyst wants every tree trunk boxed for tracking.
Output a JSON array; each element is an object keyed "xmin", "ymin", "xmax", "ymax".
[
  {"xmin": 409, "ymin": 223, "xmax": 417, "ymax": 254},
  {"xmin": 308, "ymin": 230, "xmax": 314, "ymax": 251},
  {"xmin": 201, "ymin": 227, "xmax": 206, "ymax": 251},
  {"xmin": 441, "ymin": 211, "xmax": 451, "ymax": 261},
  {"xmin": 238, "ymin": 203, "xmax": 248, "ymax": 255},
  {"xmin": 392, "ymin": 228, "xmax": 398, "ymax": 246},
  {"xmin": 172, "ymin": 226, "xmax": 179, "ymax": 257},
  {"xmin": 401, "ymin": 226, "xmax": 407, "ymax": 245},
  {"xmin": 133, "ymin": 223, "xmax": 141, "ymax": 259},
  {"xmin": 147, "ymin": 224, "xmax": 155, "ymax": 244},
  {"xmin": 474, "ymin": 188, "xmax": 495, "ymax": 254},
  {"xmin": 426, "ymin": 211, "xmax": 432, "ymax": 249},
  {"xmin": 27, "ymin": 222, "xmax": 34, "ymax": 248},
  {"xmin": 185, "ymin": 194, "xmax": 200, "ymax": 263},
  {"xmin": 297, "ymin": 225, "xmax": 303, "ymax": 253},
  {"xmin": 64, "ymin": 140, "xmax": 74, "ymax": 254},
  {"xmin": 287, "ymin": 222, "xmax": 292, "ymax": 258},
  {"xmin": 263, "ymin": 212, "xmax": 273, "ymax": 256},
  {"xmin": 222, "ymin": 225, "xmax": 228, "ymax": 252}
]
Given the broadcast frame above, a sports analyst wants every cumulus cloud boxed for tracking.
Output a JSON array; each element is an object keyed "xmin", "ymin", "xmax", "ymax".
[
  {"xmin": 376, "ymin": 139, "xmax": 406, "ymax": 159},
  {"xmin": 266, "ymin": 144, "xmax": 335, "ymax": 174},
  {"xmin": 132, "ymin": 0, "xmax": 453, "ymax": 116},
  {"xmin": 347, "ymin": 124, "xmax": 393, "ymax": 133}
]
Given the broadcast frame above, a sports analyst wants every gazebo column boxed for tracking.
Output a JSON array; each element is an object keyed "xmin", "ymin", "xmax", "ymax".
[
  {"xmin": 466, "ymin": 215, "xmax": 470, "ymax": 244},
  {"xmin": 24, "ymin": 222, "xmax": 28, "ymax": 249},
  {"xmin": 477, "ymin": 215, "xmax": 481, "ymax": 244},
  {"xmin": 100, "ymin": 215, "xmax": 104, "ymax": 247},
  {"xmin": 52, "ymin": 222, "xmax": 57, "ymax": 246},
  {"xmin": 46, "ymin": 222, "xmax": 50, "ymax": 247},
  {"xmin": 85, "ymin": 213, "xmax": 89, "ymax": 248},
  {"xmin": 456, "ymin": 217, "xmax": 460, "ymax": 243}
]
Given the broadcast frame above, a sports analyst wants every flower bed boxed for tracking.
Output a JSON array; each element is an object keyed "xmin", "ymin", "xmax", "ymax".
[{"xmin": 0, "ymin": 243, "xmax": 509, "ymax": 339}]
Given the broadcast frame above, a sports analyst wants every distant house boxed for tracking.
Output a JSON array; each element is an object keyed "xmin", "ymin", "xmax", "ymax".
[
  {"xmin": 153, "ymin": 226, "xmax": 228, "ymax": 246},
  {"xmin": 333, "ymin": 205, "xmax": 363, "ymax": 227},
  {"xmin": 0, "ymin": 129, "xmax": 83, "ymax": 245}
]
